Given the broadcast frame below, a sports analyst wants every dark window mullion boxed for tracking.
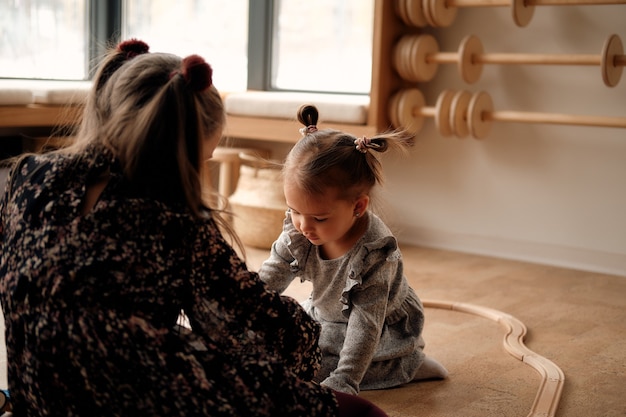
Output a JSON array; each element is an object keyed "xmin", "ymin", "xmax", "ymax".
[
  {"xmin": 87, "ymin": 0, "xmax": 123, "ymax": 79},
  {"xmin": 247, "ymin": 0, "xmax": 274, "ymax": 90}
]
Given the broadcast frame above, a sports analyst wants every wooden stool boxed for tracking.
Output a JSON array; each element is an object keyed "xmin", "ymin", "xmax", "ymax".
[{"xmin": 208, "ymin": 147, "xmax": 271, "ymax": 197}]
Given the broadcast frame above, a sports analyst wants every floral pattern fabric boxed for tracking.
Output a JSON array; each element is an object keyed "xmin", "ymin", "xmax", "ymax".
[{"xmin": 0, "ymin": 147, "xmax": 337, "ymax": 417}]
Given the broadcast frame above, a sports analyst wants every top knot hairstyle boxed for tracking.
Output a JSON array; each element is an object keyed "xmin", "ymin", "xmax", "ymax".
[
  {"xmin": 117, "ymin": 38, "xmax": 150, "ymax": 59},
  {"xmin": 170, "ymin": 54, "xmax": 213, "ymax": 92},
  {"xmin": 284, "ymin": 104, "xmax": 414, "ymax": 200},
  {"xmin": 298, "ymin": 104, "xmax": 319, "ymax": 129}
]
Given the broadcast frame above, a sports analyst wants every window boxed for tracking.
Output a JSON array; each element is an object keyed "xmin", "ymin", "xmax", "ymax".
[
  {"xmin": 271, "ymin": 0, "xmax": 374, "ymax": 94},
  {"xmin": 123, "ymin": 0, "xmax": 248, "ymax": 92},
  {"xmin": 0, "ymin": 0, "xmax": 87, "ymax": 80},
  {"xmin": 0, "ymin": 0, "xmax": 373, "ymax": 94}
]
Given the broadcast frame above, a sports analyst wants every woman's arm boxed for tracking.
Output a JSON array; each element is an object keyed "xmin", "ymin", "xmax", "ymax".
[{"xmin": 186, "ymin": 221, "xmax": 319, "ymax": 378}]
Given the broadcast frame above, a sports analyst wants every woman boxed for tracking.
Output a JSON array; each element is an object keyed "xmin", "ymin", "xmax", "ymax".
[{"xmin": 0, "ymin": 40, "xmax": 386, "ymax": 417}]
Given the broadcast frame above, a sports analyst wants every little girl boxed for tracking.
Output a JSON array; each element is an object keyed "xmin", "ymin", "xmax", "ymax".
[{"xmin": 258, "ymin": 104, "xmax": 448, "ymax": 395}]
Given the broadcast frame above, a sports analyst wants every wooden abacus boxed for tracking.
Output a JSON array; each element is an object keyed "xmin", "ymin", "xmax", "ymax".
[
  {"xmin": 389, "ymin": 88, "xmax": 626, "ymax": 138},
  {"xmin": 393, "ymin": 33, "xmax": 625, "ymax": 86},
  {"xmin": 395, "ymin": 0, "xmax": 626, "ymax": 28}
]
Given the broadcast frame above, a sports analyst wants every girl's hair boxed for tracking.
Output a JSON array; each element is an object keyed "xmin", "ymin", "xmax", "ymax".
[
  {"xmin": 69, "ymin": 39, "xmax": 225, "ymax": 219},
  {"xmin": 284, "ymin": 104, "xmax": 414, "ymax": 201}
]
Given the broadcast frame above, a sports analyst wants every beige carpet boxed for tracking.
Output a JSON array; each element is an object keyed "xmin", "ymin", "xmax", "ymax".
[
  {"xmin": 244, "ymin": 244, "xmax": 626, "ymax": 417},
  {"xmin": 1, "ymin": 244, "xmax": 623, "ymax": 416}
]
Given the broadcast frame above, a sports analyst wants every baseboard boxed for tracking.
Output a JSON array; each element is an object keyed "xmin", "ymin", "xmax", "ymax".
[{"xmin": 396, "ymin": 226, "xmax": 626, "ymax": 278}]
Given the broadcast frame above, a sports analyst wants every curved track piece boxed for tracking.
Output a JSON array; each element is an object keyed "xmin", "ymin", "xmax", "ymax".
[{"xmin": 424, "ymin": 299, "xmax": 564, "ymax": 417}]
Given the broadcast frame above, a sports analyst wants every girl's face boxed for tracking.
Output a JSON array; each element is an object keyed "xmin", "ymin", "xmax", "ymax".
[{"xmin": 284, "ymin": 181, "xmax": 368, "ymax": 256}]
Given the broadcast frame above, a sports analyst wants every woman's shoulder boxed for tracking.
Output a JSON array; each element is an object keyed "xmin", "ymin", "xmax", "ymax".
[
  {"xmin": 11, "ymin": 151, "xmax": 66, "ymax": 172},
  {"xmin": 4, "ymin": 152, "xmax": 70, "ymax": 192}
]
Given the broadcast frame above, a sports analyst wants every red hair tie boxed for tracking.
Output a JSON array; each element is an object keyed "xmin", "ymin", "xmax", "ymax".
[
  {"xmin": 178, "ymin": 54, "xmax": 213, "ymax": 92},
  {"xmin": 117, "ymin": 39, "xmax": 150, "ymax": 60}
]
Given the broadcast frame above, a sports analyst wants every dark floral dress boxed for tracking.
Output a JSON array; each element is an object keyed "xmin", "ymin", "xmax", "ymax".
[{"xmin": 0, "ymin": 147, "xmax": 337, "ymax": 417}]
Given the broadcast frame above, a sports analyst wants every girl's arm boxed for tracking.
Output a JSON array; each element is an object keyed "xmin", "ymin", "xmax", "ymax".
[{"xmin": 257, "ymin": 217, "xmax": 302, "ymax": 293}]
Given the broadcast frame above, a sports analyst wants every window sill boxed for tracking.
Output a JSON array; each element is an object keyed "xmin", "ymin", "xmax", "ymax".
[{"xmin": 0, "ymin": 81, "xmax": 375, "ymax": 143}]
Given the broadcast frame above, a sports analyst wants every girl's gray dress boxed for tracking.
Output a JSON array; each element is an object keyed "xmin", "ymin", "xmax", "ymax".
[{"xmin": 258, "ymin": 212, "xmax": 426, "ymax": 395}]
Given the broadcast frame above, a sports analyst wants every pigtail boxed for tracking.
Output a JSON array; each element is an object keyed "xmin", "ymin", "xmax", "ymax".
[{"xmin": 364, "ymin": 130, "xmax": 414, "ymax": 156}]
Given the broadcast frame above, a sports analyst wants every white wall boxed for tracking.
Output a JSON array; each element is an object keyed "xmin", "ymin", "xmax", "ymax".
[
  {"xmin": 383, "ymin": 5, "xmax": 626, "ymax": 276},
  {"xmin": 231, "ymin": 5, "xmax": 626, "ymax": 277}
]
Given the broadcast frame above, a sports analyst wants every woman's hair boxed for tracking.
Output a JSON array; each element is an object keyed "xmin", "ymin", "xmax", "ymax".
[
  {"xmin": 284, "ymin": 104, "xmax": 414, "ymax": 201},
  {"xmin": 68, "ymin": 39, "xmax": 225, "ymax": 219},
  {"xmin": 56, "ymin": 40, "xmax": 243, "ymax": 252}
]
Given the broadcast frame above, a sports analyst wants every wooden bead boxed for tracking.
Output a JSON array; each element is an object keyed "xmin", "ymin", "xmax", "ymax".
[
  {"xmin": 468, "ymin": 91, "xmax": 494, "ymax": 139},
  {"xmin": 428, "ymin": 0, "xmax": 458, "ymax": 27},
  {"xmin": 407, "ymin": 0, "xmax": 429, "ymax": 27},
  {"xmin": 396, "ymin": 0, "xmax": 429, "ymax": 27},
  {"xmin": 394, "ymin": 34, "xmax": 440, "ymax": 82},
  {"xmin": 450, "ymin": 90, "xmax": 472, "ymax": 138},
  {"xmin": 400, "ymin": 88, "xmax": 426, "ymax": 134},
  {"xmin": 601, "ymin": 34, "xmax": 624, "ymax": 87},
  {"xmin": 435, "ymin": 89, "xmax": 455, "ymax": 137},
  {"xmin": 395, "ymin": 0, "xmax": 411, "ymax": 26},
  {"xmin": 422, "ymin": 0, "xmax": 438, "ymax": 27},
  {"xmin": 388, "ymin": 89, "xmax": 426, "ymax": 135},
  {"xmin": 413, "ymin": 34, "xmax": 440, "ymax": 82},
  {"xmin": 458, "ymin": 35, "xmax": 484, "ymax": 84},
  {"xmin": 511, "ymin": 0, "xmax": 535, "ymax": 27},
  {"xmin": 393, "ymin": 35, "xmax": 413, "ymax": 81},
  {"xmin": 435, "ymin": 90, "xmax": 454, "ymax": 137}
]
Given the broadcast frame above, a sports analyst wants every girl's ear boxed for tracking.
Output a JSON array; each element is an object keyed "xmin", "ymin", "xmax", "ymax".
[{"xmin": 354, "ymin": 194, "xmax": 370, "ymax": 216}]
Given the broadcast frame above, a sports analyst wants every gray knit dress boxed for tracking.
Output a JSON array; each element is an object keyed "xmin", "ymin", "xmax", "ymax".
[{"xmin": 258, "ymin": 212, "xmax": 426, "ymax": 395}]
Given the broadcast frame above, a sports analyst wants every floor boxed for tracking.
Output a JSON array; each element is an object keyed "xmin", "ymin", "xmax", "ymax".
[
  {"xmin": 1, "ymin": 244, "xmax": 624, "ymax": 416},
  {"xmin": 243, "ymin": 244, "xmax": 626, "ymax": 417}
]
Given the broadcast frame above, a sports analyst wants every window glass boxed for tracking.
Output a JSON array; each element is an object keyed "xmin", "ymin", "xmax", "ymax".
[
  {"xmin": 123, "ymin": 0, "xmax": 248, "ymax": 92},
  {"xmin": 0, "ymin": 0, "xmax": 87, "ymax": 80},
  {"xmin": 272, "ymin": 0, "xmax": 374, "ymax": 94}
]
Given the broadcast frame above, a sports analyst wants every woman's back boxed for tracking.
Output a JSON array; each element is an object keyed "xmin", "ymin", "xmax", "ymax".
[{"xmin": 0, "ymin": 149, "xmax": 338, "ymax": 416}]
